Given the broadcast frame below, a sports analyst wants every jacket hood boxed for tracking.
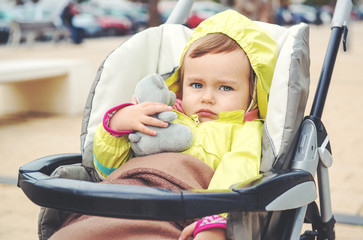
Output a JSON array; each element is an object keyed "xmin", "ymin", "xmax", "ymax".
[{"xmin": 166, "ymin": 10, "xmax": 277, "ymax": 119}]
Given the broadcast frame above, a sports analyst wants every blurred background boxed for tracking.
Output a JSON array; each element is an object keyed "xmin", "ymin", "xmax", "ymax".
[{"xmin": 1, "ymin": 0, "xmax": 363, "ymax": 45}]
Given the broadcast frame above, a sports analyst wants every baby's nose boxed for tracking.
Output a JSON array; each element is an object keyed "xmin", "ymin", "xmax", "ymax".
[{"xmin": 201, "ymin": 90, "xmax": 215, "ymax": 104}]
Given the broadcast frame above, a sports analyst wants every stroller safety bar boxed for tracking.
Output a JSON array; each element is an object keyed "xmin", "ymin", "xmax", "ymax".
[{"xmin": 18, "ymin": 153, "xmax": 316, "ymax": 220}]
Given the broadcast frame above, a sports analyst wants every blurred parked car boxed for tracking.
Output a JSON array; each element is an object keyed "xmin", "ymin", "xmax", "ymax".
[
  {"xmin": 97, "ymin": 15, "xmax": 133, "ymax": 36},
  {"xmin": 276, "ymin": 3, "xmax": 360, "ymax": 26},
  {"xmin": 87, "ymin": 0, "xmax": 147, "ymax": 33},
  {"xmin": 73, "ymin": 13, "xmax": 102, "ymax": 37},
  {"xmin": 275, "ymin": 4, "xmax": 321, "ymax": 25},
  {"xmin": 159, "ymin": 0, "xmax": 229, "ymax": 28},
  {"xmin": 289, "ymin": 4, "xmax": 321, "ymax": 25},
  {"xmin": 98, "ymin": 4, "xmax": 148, "ymax": 33},
  {"xmin": 187, "ymin": 1, "xmax": 229, "ymax": 28},
  {"xmin": 73, "ymin": 12, "xmax": 132, "ymax": 37}
]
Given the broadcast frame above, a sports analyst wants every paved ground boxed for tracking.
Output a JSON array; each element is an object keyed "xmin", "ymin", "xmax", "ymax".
[{"xmin": 1, "ymin": 21, "xmax": 363, "ymax": 239}]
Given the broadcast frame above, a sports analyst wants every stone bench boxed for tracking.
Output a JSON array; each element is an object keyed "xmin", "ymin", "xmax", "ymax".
[
  {"xmin": 0, "ymin": 59, "xmax": 93, "ymax": 116},
  {"xmin": 8, "ymin": 21, "xmax": 68, "ymax": 45}
]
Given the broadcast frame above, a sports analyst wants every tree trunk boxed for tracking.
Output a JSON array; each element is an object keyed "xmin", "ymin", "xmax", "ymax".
[{"xmin": 148, "ymin": 0, "xmax": 161, "ymax": 27}]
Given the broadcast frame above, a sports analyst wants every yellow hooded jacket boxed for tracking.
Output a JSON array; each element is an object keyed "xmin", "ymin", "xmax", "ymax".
[{"xmin": 93, "ymin": 10, "xmax": 277, "ymax": 190}]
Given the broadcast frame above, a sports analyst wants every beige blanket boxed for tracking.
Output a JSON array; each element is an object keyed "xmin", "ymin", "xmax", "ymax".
[{"xmin": 50, "ymin": 153, "xmax": 214, "ymax": 240}]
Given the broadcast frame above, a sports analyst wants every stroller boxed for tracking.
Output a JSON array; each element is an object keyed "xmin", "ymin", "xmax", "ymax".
[{"xmin": 17, "ymin": 0, "xmax": 353, "ymax": 239}]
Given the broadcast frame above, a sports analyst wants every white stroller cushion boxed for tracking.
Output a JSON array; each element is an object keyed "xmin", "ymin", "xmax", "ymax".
[
  {"xmin": 81, "ymin": 24, "xmax": 193, "ymax": 170},
  {"xmin": 258, "ymin": 22, "xmax": 310, "ymax": 172}
]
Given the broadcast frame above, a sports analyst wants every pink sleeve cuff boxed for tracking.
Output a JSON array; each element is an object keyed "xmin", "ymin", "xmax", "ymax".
[
  {"xmin": 193, "ymin": 215, "xmax": 226, "ymax": 237},
  {"xmin": 103, "ymin": 103, "xmax": 135, "ymax": 137}
]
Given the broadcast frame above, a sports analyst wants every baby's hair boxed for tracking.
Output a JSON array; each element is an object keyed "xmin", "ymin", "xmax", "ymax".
[
  {"xmin": 186, "ymin": 33, "xmax": 241, "ymax": 57},
  {"xmin": 176, "ymin": 33, "xmax": 256, "ymax": 110}
]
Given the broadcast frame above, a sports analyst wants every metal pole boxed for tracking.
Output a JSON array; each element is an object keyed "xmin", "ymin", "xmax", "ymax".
[
  {"xmin": 165, "ymin": 0, "xmax": 195, "ymax": 24},
  {"xmin": 309, "ymin": 0, "xmax": 353, "ymax": 119},
  {"xmin": 309, "ymin": 28, "xmax": 343, "ymax": 119},
  {"xmin": 317, "ymin": 163, "xmax": 333, "ymax": 223}
]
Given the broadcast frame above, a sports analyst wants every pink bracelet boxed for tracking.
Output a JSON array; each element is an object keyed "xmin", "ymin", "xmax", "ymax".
[
  {"xmin": 103, "ymin": 103, "xmax": 135, "ymax": 137},
  {"xmin": 193, "ymin": 215, "xmax": 227, "ymax": 237}
]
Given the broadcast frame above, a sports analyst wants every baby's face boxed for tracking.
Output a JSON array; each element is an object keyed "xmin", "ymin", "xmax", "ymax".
[{"xmin": 181, "ymin": 48, "xmax": 251, "ymax": 123}]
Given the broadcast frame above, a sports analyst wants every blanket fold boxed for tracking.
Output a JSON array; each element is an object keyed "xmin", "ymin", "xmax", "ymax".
[{"xmin": 50, "ymin": 153, "xmax": 214, "ymax": 240}]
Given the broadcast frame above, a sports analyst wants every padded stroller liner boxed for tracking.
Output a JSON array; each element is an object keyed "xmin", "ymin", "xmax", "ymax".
[
  {"xmin": 257, "ymin": 22, "xmax": 310, "ymax": 172},
  {"xmin": 80, "ymin": 24, "xmax": 193, "ymax": 173},
  {"xmin": 80, "ymin": 22, "xmax": 310, "ymax": 176}
]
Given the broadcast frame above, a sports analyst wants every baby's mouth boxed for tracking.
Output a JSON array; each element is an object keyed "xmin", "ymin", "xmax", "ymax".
[{"xmin": 197, "ymin": 109, "xmax": 216, "ymax": 118}]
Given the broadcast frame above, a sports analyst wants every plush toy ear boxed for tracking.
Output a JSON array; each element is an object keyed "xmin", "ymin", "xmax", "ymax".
[
  {"xmin": 168, "ymin": 91, "xmax": 176, "ymax": 106},
  {"xmin": 151, "ymin": 74, "xmax": 164, "ymax": 89}
]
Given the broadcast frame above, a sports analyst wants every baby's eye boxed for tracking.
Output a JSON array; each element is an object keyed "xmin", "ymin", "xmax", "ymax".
[
  {"xmin": 220, "ymin": 86, "xmax": 233, "ymax": 91},
  {"xmin": 191, "ymin": 83, "xmax": 203, "ymax": 89}
]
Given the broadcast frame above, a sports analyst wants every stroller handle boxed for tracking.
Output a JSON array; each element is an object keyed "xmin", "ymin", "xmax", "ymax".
[
  {"xmin": 165, "ymin": 0, "xmax": 194, "ymax": 24},
  {"xmin": 331, "ymin": 0, "xmax": 353, "ymax": 28},
  {"xmin": 310, "ymin": 0, "xmax": 352, "ymax": 119},
  {"xmin": 18, "ymin": 154, "xmax": 316, "ymax": 220}
]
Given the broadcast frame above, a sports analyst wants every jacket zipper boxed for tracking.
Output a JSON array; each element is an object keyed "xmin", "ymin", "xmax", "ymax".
[{"xmin": 191, "ymin": 114, "xmax": 200, "ymax": 126}]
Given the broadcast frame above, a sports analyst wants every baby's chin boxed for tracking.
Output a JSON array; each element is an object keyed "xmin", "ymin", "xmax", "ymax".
[{"xmin": 198, "ymin": 115, "xmax": 218, "ymax": 123}]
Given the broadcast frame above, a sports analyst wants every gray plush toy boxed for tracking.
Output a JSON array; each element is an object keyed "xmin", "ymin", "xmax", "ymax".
[{"xmin": 129, "ymin": 73, "xmax": 193, "ymax": 156}]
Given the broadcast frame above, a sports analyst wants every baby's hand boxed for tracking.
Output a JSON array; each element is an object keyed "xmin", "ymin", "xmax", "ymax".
[
  {"xmin": 109, "ymin": 102, "xmax": 172, "ymax": 136},
  {"xmin": 179, "ymin": 222, "xmax": 197, "ymax": 240}
]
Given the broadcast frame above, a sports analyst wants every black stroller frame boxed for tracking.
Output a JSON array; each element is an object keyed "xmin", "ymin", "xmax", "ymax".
[{"xmin": 17, "ymin": 0, "xmax": 354, "ymax": 239}]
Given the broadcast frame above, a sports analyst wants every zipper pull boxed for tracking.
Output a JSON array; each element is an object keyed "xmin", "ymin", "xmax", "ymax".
[{"xmin": 191, "ymin": 115, "xmax": 200, "ymax": 126}]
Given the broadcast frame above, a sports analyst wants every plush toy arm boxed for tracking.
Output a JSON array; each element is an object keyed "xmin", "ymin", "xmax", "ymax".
[
  {"xmin": 130, "ymin": 124, "xmax": 193, "ymax": 157},
  {"xmin": 158, "ymin": 111, "xmax": 177, "ymax": 123},
  {"xmin": 129, "ymin": 133, "xmax": 141, "ymax": 143}
]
